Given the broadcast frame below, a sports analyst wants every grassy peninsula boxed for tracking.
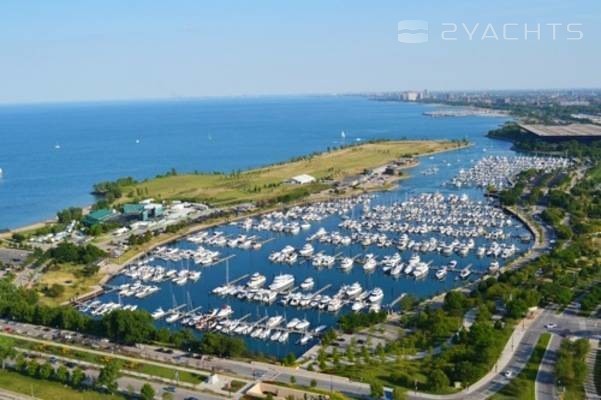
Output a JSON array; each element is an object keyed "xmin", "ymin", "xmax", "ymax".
[{"xmin": 116, "ymin": 140, "xmax": 466, "ymax": 207}]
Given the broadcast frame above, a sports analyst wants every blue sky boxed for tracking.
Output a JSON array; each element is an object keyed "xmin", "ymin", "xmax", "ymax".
[{"xmin": 1, "ymin": 0, "xmax": 600, "ymax": 103}]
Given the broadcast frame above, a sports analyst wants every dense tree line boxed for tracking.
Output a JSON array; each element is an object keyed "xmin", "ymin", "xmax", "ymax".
[
  {"xmin": 56, "ymin": 207, "xmax": 83, "ymax": 224},
  {"xmin": 555, "ymin": 338, "xmax": 589, "ymax": 392},
  {"xmin": 47, "ymin": 242, "xmax": 106, "ymax": 265},
  {"xmin": 0, "ymin": 279, "xmax": 248, "ymax": 359},
  {"xmin": 337, "ymin": 311, "xmax": 387, "ymax": 333},
  {"xmin": 92, "ymin": 177, "xmax": 137, "ymax": 203}
]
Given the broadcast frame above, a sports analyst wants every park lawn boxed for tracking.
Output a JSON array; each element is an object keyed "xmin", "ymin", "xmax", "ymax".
[
  {"xmin": 0, "ymin": 369, "xmax": 125, "ymax": 400},
  {"xmin": 9, "ymin": 335, "xmax": 207, "ymax": 385},
  {"xmin": 129, "ymin": 361, "xmax": 206, "ymax": 384},
  {"xmin": 119, "ymin": 140, "xmax": 460, "ymax": 206},
  {"xmin": 35, "ymin": 263, "xmax": 101, "ymax": 305},
  {"xmin": 327, "ymin": 357, "xmax": 432, "ymax": 393},
  {"xmin": 492, "ymin": 333, "xmax": 551, "ymax": 400}
]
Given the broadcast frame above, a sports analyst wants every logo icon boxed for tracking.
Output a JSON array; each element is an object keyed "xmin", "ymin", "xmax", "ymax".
[{"xmin": 398, "ymin": 20, "xmax": 429, "ymax": 44}]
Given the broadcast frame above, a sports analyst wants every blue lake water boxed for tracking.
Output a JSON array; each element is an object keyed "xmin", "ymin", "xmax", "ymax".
[
  {"xmin": 1, "ymin": 96, "xmax": 525, "ymax": 358},
  {"xmin": 1, "ymin": 96, "xmax": 506, "ymax": 229}
]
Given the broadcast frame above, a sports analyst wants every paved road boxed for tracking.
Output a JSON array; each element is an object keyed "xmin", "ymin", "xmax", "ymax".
[
  {"xmin": 18, "ymin": 348, "xmax": 222, "ymax": 400},
  {"xmin": 535, "ymin": 333, "xmax": 560, "ymax": 400},
  {"xmin": 534, "ymin": 305, "xmax": 601, "ymax": 400},
  {"xmin": 2, "ymin": 307, "xmax": 600, "ymax": 400}
]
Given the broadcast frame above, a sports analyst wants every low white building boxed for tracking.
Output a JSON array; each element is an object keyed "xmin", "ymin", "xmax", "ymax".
[{"xmin": 288, "ymin": 174, "xmax": 316, "ymax": 185}]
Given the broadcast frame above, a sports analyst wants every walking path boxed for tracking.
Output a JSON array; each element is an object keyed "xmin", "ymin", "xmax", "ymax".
[
  {"xmin": 406, "ymin": 309, "xmax": 544, "ymax": 400},
  {"xmin": 0, "ymin": 388, "xmax": 34, "ymax": 400}
]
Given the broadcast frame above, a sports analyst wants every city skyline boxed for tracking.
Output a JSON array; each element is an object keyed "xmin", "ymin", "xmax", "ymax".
[{"xmin": 1, "ymin": 0, "xmax": 601, "ymax": 104}]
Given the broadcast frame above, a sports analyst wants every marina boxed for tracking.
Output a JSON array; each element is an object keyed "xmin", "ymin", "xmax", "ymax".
[
  {"xmin": 451, "ymin": 155, "xmax": 572, "ymax": 189},
  {"xmin": 80, "ymin": 137, "xmax": 569, "ymax": 358}
]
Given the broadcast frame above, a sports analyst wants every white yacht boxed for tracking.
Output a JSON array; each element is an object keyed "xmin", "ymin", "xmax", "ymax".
[
  {"xmin": 270, "ymin": 330, "xmax": 282, "ymax": 341},
  {"xmin": 345, "ymin": 282, "xmax": 362, "ymax": 298},
  {"xmin": 299, "ymin": 334, "xmax": 313, "ymax": 345},
  {"xmin": 368, "ymin": 288, "xmax": 384, "ymax": 303},
  {"xmin": 165, "ymin": 312, "xmax": 183, "ymax": 324},
  {"xmin": 351, "ymin": 301, "xmax": 366, "ymax": 312},
  {"xmin": 459, "ymin": 266, "xmax": 471, "ymax": 279},
  {"xmin": 363, "ymin": 254, "xmax": 377, "ymax": 272},
  {"xmin": 151, "ymin": 307, "xmax": 166, "ymax": 320},
  {"xmin": 216, "ymin": 305, "xmax": 233, "ymax": 318},
  {"xmin": 265, "ymin": 315, "xmax": 284, "ymax": 328},
  {"xmin": 286, "ymin": 318, "xmax": 301, "ymax": 329},
  {"xmin": 435, "ymin": 266, "xmax": 448, "ymax": 280},
  {"xmin": 339, "ymin": 257, "xmax": 354, "ymax": 271},
  {"xmin": 299, "ymin": 243, "xmax": 314, "ymax": 257},
  {"xmin": 327, "ymin": 297, "xmax": 343, "ymax": 312},
  {"xmin": 300, "ymin": 277, "xmax": 315, "ymax": 291},
  {"xmin": 269, "ymin": 274, "xmax": 295, "ymax": 292},
  {"xmin": 296, "ymin": 319, "xmax": 310, "ymax": 330},
  {"xmin": 278, "ymin": 331, "xmax": 289, "ymax": 342},
  {"xmin": 412, "ymin": 262, "xmax": 430, "ymax": 279},
  {"xmin": 247, "ymin": 273, "xmax": 267, "ymax": 289},
  {"xmin": 488, "ymin": 260, "xmax": 500, "ymax": 273}
]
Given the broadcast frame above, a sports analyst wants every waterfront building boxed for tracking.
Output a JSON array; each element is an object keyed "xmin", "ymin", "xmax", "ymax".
[
  {"xmin": 83, "ymin": 208, "xmax": 117, "ymax": 226},
  {"xmin": 287, "ymin": 174, "xmax": 316, "ymax": 185}
]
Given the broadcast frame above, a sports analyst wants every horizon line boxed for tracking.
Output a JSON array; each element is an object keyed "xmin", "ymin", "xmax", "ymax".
[{"xmin": 1, "ymin": 85, "xmax": 601, "ymax": 107}]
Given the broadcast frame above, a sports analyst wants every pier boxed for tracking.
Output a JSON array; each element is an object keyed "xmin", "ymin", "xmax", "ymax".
[
  {"xmin": 206, "ymin": 254, "xmax": 236, "ymax": 267},
  {"xmin": 388, "ymin": 293, "xmax": 407, "ymax": 308},
  {"xmin": 228, "ymin": 273, "xmax": 250, "ymax": 286}
]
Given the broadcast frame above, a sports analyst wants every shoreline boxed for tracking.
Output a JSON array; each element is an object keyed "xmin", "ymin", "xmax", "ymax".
[{"xmin": 67, "ymin": 141, "xmax": 472, "ymax": 305}]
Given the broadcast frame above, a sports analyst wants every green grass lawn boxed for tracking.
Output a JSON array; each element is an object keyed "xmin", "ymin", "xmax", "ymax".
[
  {"xmin": 132, "ymin": 362, "xmax": 205, "ymax": 385},
  {"xmin": 8, "ymin": 335, "xmax": 206, "ymax": 385},
  {"xmin": 326, "ymin": 357, "xmax": 432, "ymax": 393},
  {"xmin": 119, "ymin": 140, "xmax": 460, "ymax": 206},
  {"xmin": 492, "ymin": 333, "xmax": 551, "ymax": 400},
  {"xmin": 0, "ymin": 369, "xmax": 125, "ymax": 400}
]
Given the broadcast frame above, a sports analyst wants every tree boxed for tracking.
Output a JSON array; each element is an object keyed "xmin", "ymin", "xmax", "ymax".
[
  {"xmin": 37, "ymin": 362, "xmax": 54, "ymax": 380},
  {"xmin": 0, "ymin": 337, "xmax": 16, "ymax": 369},
  {"xmin": 283, "ymin": 353, "xmax": 297, "ymax": 366},
  {"xmin": 57, "ymin": 207, "xmax": 83, "ymax": 224},
  {"xmin": 54, "ymin": 365, "xmax": 70, "ymax": 384},
  {"xmin": 97, "ymin": 359, "xmax": 121, "ymax": 393},
  {"xmin": 140, "ymin": 383, "xmax": 155, "ymax": 400},
  {"xmin": 101, "ymin": 309, "xmax": 155, "ymax": 344},
  {"xmin": 71, "ymin": 367, "xmax": 86, "ymax": 387},
  {"xmin": 26, "ymin": 360, "xmax": 39, "ymax": 377},
  {"xmin": 370, "ymin": 381, "xmax": 383, "ymax": 399},
  {"xmin": 392, "ymin": 387, "xmax": 406, "ymax": 400},
  {"xmin": 428, "ymin": 369, "xmax": 450, "ymax": 391}
]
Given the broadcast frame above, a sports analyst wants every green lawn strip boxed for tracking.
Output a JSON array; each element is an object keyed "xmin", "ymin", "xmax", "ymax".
[
  {"xmin": 226, "ymin": 380, "xmax": 247, "ymax": 392},
  {"xmin": 0, "ymin": 369, "xmax": 125, "ymax": 400},
  {"xmin": 325, "ymin": 358, "xmax": 436, "ymax": 394},
  {"xmin": 492, "ymin": 333, "xmax": 551, "ymax": 400},
  {"xmin": 9, "ymin": 336, "xmax": 205, "ymax": 385},
  {"xmin": 131, "ymin": 362, "xmax": 205, "ymax": 385}
]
